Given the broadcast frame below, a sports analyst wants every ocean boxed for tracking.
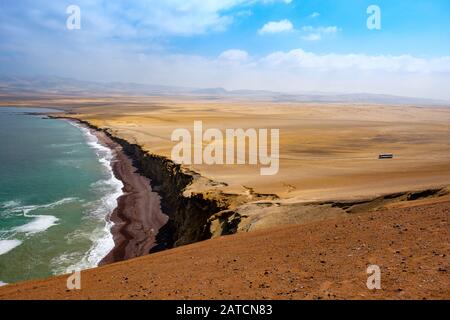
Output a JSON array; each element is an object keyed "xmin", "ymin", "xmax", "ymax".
[{"xmin": 0, "ymin": 107, "xmax": 123, "ymax": 284}]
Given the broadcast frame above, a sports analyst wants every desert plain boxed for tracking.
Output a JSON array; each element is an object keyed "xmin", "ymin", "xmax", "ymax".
[
  {"xmin": 71, "ymin": 99, "xmax": 450, "ymax": 197},
  {"xmin": 0, "ymin": 95, "xmax": 449, "ymax": 299},
  {"xmin": 58, "ymin": 97, "xmax": 450, "ymax": 230}
]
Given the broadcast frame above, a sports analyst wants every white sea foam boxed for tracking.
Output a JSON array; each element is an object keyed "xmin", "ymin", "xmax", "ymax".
[
  {"xmin": 0, "ymin": 200, "xmax": 21, "ymax": 209},
  {"xmin": 13, "ymin": 215, "xmax": 59, "ymax": 235},
  {"xmin": 50, "ymin": 251, "xmax": 84, "ymax": 275},
  {"xmin": 6, "ymin": 198, "xmax": 76, "ymax": 235},
  {"xmin": 0, "ymin": 200, "xmax": 21, "ymax": 218},
  {"xmin": 0, "ymin": 239, "xmax": 22, "ymax": 256},
  {"xmin": 63, "ymin": 149, "xmax": 78, "ymax": 155},
  {"xmin": 48, "ymin": 142, "xmax": 82, "ymax": 148},
  {"xmin": 8, "ymin": 197, "xmax": 77, "ymax": 215},
  {"xmin": 60, "ymin": 122, "xmax": 124, "ymax": 272}
]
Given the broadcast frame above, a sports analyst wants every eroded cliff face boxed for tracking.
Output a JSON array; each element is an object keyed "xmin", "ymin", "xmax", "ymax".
[
  {"xmin": 107, "ymin": 136, "xmax": 237, "ymax": 250},
  {"xmin": 71, "ymin": 119, "xmax": 236, "ymax": 251},
  {"xmin": 105, "ymin": 131, "xmax": 284, "ymax": 251}
]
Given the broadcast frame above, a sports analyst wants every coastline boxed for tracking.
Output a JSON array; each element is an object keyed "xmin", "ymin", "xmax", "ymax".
[{"xmin": 76, "ymin": 123, "xmax": 169, "ymax": 265}]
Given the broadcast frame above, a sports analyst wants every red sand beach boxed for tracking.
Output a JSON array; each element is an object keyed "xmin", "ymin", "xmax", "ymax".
[{"xmin": 91, "ymin": 128, "xmax": 168, "ymax": 264}]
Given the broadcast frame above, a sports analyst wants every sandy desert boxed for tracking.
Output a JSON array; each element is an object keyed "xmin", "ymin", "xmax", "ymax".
[{"xmin": 0, "ymin": 95, "xmax": 449, "ymax": 299}]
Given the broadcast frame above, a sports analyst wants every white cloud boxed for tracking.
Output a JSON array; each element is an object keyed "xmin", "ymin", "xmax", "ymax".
[
  {"xmin": 28, "ymin": 47, "xmax": 450, "ymax": 99},
  {"xmin": 13, "ymin": 0, "xmax": 292, "ymax": 38},
  {"xmin": 301, "ymin": 26, "xmax": 339, "ymax": 41},
  {"xmin": 258, "ymin": 19, "xmax": 294, "ymax": 34},
  {"xmin": 236, "ymin": 10, "xmax": 253, "ymax": 17},
  {"xmin": 309, "ymin": 12, "xmax": 320, "ymax": 18},
  {"xmin": 99, "ymin": 0, "xmax": 295, "ymax": 36},
  {"xmin": 301, "ymin": 33, "xmax": 321, "ymax": 41},
  {"xmin": 219, "ymin": 49, "xmax": 249, "ymax": 62},
  {"xmin": 302, "ymin": 26, "xmax": 338, "ymax": 34},
  {"xmin": 259, "ymin": 49, "xmax": 449, "ymax": 73}
]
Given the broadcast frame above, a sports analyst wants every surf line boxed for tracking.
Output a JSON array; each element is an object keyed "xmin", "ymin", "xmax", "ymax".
[{"xmin": 171, "ymin": 121, "xmax": 280, "ymax": 176}]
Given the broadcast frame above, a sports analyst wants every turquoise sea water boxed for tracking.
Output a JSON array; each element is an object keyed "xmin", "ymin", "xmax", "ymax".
[{"xmin": 0, "ymin": 107, "xmax": 123, "ymax": 284}]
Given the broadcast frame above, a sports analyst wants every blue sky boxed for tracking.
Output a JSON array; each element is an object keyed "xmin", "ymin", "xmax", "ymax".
[
  {"xmin": 170, "ymin": 0, "xmax": 450, "ymax": 57},
  {"xmin": 1, "ymin": 0, "xmax": 449, "ymax": 98}
]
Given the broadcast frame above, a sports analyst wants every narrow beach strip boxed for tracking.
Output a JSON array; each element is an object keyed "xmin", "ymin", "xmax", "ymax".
[{"xmin": 81, "ymin": 125, "xmax": 169, "ymax": 264}]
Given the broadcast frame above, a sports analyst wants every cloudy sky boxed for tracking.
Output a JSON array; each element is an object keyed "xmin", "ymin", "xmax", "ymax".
[{"xmin": 1, "ymin": 0, "xmax": 450, "ymax": 99}]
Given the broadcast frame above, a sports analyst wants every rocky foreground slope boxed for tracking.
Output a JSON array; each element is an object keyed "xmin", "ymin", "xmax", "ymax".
[{"xmin": 0, "ymin": 200, "xmax": 448, "ymax": 300}]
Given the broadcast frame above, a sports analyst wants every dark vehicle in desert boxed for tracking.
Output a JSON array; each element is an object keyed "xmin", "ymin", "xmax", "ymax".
[{"xmin": 379, "ymin": 153, "xmax": 394, "ymax": 159}]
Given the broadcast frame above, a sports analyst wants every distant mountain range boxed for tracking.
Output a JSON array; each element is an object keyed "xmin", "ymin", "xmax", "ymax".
[{"xmin": 1, "ymin": 75, "xmax": 448, "ymax": 106}]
